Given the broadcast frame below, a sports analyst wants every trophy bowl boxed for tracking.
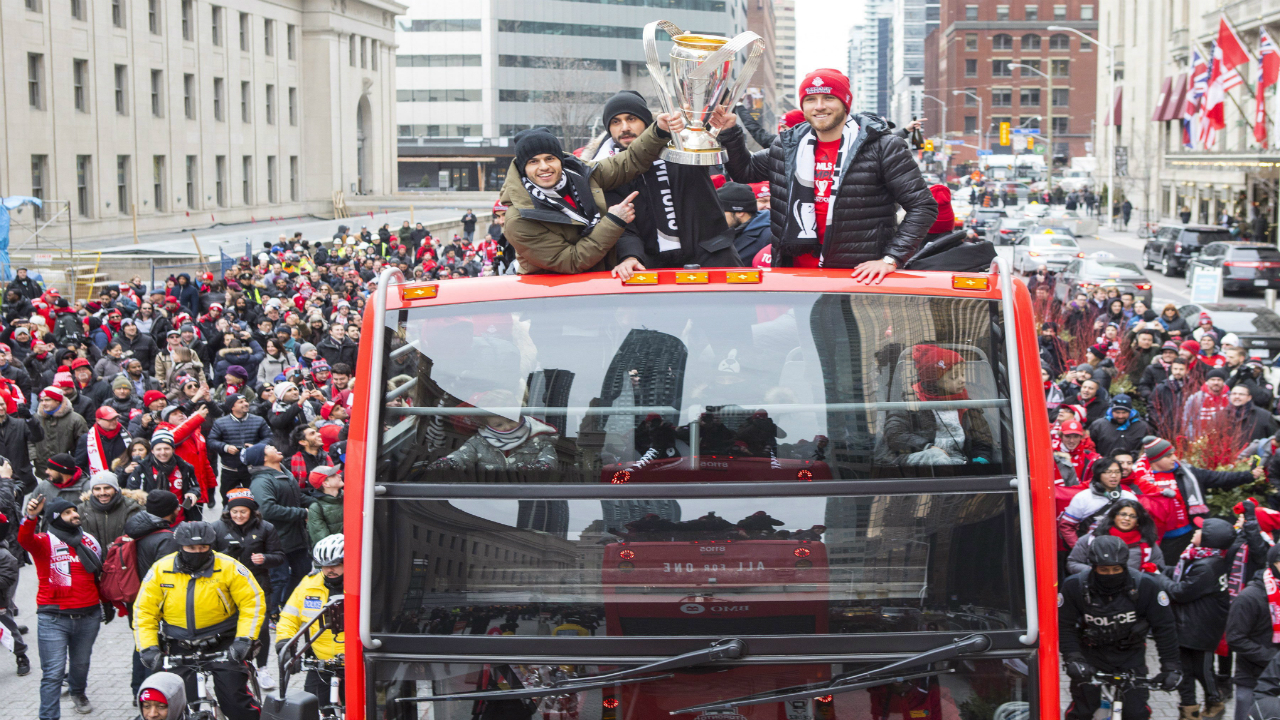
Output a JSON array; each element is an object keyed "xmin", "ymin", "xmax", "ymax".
[{"xmin": 645, "ymin": 20, "xmax": 765, "ymax": 166}]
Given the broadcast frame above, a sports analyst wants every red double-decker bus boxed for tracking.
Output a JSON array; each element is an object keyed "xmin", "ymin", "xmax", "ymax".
[{"xmin": 343, "ymin": 263, "xmax": 1057, "ymax": 720}]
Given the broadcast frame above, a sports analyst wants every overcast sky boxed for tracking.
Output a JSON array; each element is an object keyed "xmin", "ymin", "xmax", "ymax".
[{"xmin": 793, "ymin": 0, "xmax": 864, "ymax": 79}]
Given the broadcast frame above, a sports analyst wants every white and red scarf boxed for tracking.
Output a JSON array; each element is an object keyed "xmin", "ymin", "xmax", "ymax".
[
  {"xmin": 46, "ymin": 532, "xmax": 100, "ymax": 587},
  {"xmin": 1264, "ymin": 568, "xmax": 1280, "ymax": 642},
  {"xmin": 86, "ymin": 427, "xmax": 110, "ymax": 475}
]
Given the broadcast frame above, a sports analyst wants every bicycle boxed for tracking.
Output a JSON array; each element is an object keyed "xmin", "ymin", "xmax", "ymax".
[
  {"xmin": 298, "ymin": 655, "xmax": 345, "ymax": 720},
  {"xmin": 1085, "ymin": 670, "xmax": 1165, "ymax": 720},
  {"xmin": 262, "ymin": 595, "xmax": 345, "ymax": 720},
  {"xmin": 1137, "ymin": 222, "xmax": 1159, "ymax": 239},
  {"xmin": 161, "ymin": 648, "xmax": 263, "ymax": 720}
]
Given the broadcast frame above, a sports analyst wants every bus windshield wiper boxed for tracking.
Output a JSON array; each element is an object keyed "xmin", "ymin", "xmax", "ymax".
[
  {"xmin": 670, "ymin": 634, "xmax": 991, "ymax": 715},
  {"xmin": 398, "ymin": 638, "xmax": 746, "ymax": 704}
]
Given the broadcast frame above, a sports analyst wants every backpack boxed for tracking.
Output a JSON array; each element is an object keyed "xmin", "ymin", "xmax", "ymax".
[{"xmin": 99, "ymin": 536, "xmax": 141, "ymax": 604}]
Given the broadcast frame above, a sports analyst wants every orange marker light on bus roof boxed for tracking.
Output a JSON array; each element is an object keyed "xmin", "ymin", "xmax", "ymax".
[
  {"xmin": 622, "ymin": 272, "xmax": 659, "ymax": 285},
  {"xmin": 676, "ymin": 271, "xmax": 709, "ymax": 284},
  {"xmin": 400, "ymin": 284, "xmax": 439, "ymax": 301},
  {"xmin": 726, "ymin": 269, "xmax": 763, "ymax": 284},
  {"xmin": 952, "ymin": 275, "xmax": 990, "ymax": 291}
]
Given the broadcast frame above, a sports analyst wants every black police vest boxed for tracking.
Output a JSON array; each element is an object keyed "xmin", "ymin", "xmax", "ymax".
[{"xmin": 1079, "ymin": 582, "xmax": 1148, "ymax": 650}]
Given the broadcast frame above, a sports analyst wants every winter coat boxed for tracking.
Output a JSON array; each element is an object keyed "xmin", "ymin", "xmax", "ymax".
[
  {"xmin": 1086, "ymin": 413, "xmax": 1152, "ymax": 457},
  {"xmin": 315, "ymin": 337, "xmax": 357, "ymax": 370},
  {"xmin": 307, "ymin": 492, "xmax": 343, "ymax": 545},
  {"xmin": 0, "ymin": 361, "xmax": 34, "ymax": 402},
  {"xmin": 1228, "ymin": 401, "xmax": 1278, "ymax": 443},
  {"xmin": 211, "ymin": 514, "xmax": 285, "ymax": 591},
  {"xmin": 268, "ymin": 400, "xmax": 321, "ymax": 453},
  {"xmin": 0, "ymin": 546, "xmax": 18, "ymax": 610},
  {"xmin": 33, "ymin": 398, "xmax": 88, "ymax": 477},
  {"xmin": 1226, "ymin": 575, "xmax": 1280, "ymax": 688},
  {"xmin": 429, "ymin": 418, "xmax": 559, "ymax": 473},
  {"xmin": 500, "ymin": 122, "xmax": 671, "ymax": 275},
  {"xmin": 731, "ymin": 210, "xmax": 772, "ymax": 261},
  {"xmin": 257, "ymin": 350, "xmax": 297, "ymax": 387},
  {"xmin": 1157, "ymin": 549, "xmax": 1232, "ymax": 650},
  {"xmin": 208, "ymin": 412, "xmax": 271, "ymax": 474},
  {"xmin": 155, "ymin": 414, "xmax": 216, "ymax": 502},
  {"xmin": 1066, "ymin": 531, "xmax": 1166, "ymax": 576},
  {"xmin": 124, "ymin": 511, "xmax": 179, "ymax": 578},
  {"xmin": 879, "ymin": 391, "xmax": 995, "ymax": 466},
  {"xmin": 1057, "ymin": 487, "xmax": 1139, "ymax": 547},
  {"xmin": 93, "ymin": 356, "xmax": 124, "ymax": 382},
  {"xmin": 17, "ymin": 515, "xmax": 101, "ymax": 612},
  {"xmin": 119, "ymin": 330, "xmax": 158, "ymax": 373},
  {"xmin": 0, "ymin": 411, "xmax": 44, "ymax": 494},
  {"xmin": 64, "ymin": 386, "xmax": 97, "ymax": 423},
  {"xmin": 32, "ymin": 469, "xmax": 91, "ymax": 508},
  {"xmin": 102, "ymin": 394, "xmax": 143, "ymax": 419},
  {"xmin": 76, "ymin": 487, "xmax": 145, "ymax": 547},
  {"xmin": 718, "ymin": 116, "xmax": 936, "ymax": 268},
  {"xmin": 248, "ymin": 465, "xmax": 311, "ymax": 553},
  {"xmin": 125, "ymin": 455, "xmax": 200, "ymax": 518},
  {"xmin": 1138, "ymin": 360, "xmax": 1171, "ymax": 400},
  {"xmin": 74, "ymin": 425, "xmax": 131, "ymax": 476},
  {"xmin": 159, "ymin": 358, "xmax": 206, "ymax": 394},
  {"xmin": 173, "ymin": 275, "xmax": 200, "ymax": 316},
  {"xmin": 7, "ymin": 276, "xmax": 42, "ymax": 300}
]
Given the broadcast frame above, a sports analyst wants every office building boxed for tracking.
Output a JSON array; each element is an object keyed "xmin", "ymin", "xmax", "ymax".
[
  {"xmin": 773, "ymin": 0, "xmax": 796, "ymax": 106},
  {"xmin": 744, "ymin": 0, "xmax": 779, "ymax": 129},
  {"xmin": 888, "ymin": 0, "xmax": 940, "ymax": 126},
  {"xmin": 849, "ymin": 0, "xmax": 892, "ymax": 116}
]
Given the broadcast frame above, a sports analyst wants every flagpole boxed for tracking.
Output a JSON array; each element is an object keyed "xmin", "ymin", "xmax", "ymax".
[{"xmin": 1193, "ymin": 41, "xmax": 1258, "ymax": 136}]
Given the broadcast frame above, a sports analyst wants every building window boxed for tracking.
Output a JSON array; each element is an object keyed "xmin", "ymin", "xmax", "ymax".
[
  {"xmin": 238, "ymin": 12, "xmax": 249, "ymax": 51},
  {"xmin": 964, "ymin": 116, "xmax": 978, "ymax": 133},
  {"xmin": 1081, "ymin": 4, "xmax": 1094, "ymax": 20},
  {"xmin": 965, "ymin": 58, "xmax": 977, "ymax": 77},
  {"xmin": 211, "ymin": 6, "xmax": 222, "ymax": 45},
  {"xmin": 289, "ymin": 156, "xmax": 298, "ymax": 201},
  {"xmin": 185, "ymin": 155, "xmax": 197, "ymax": 209},
  {"xmin": 992, "ymin": 33, "xmax": 1013, "ymax": 50},
  {"xmin": 992, "ymin": 89, "xmax": 1013, "ymax": 107},
  {"xmin": 963, "ymin": 89, "xmax": 977, "ymax": 107},
  {"xmin": 288, "ymin": 87, "xmax": 297, "ymax": 125},
  {"xmin": 25, "ymin": 0, "xmax": 40, "ymax": 12},
  {"xmin": 213, "ymin": 77, "xmax": 224, "ymax": 120},
  {"xmin": 286, "ymin": 24, "xmax": 295, "ymax": 59},
  {"xmin": 349, "ymin": 35, "xmax": 357, "ymax": 67},
  {"xmin": 1049, "ymin": 33, "xmax": 1070, "ymax": 50},
  {"xmin": 31, "ymin": 156, "xmax": 47, "ymax": 220},
  {"xmin": 111, "ymin": 0, "xmax": 124, "ymax": 27},
  {"xmin": 1021, "ymin": 59, "xmax": 1041, "ymax": 72},
  {"xmin": 241, "ymin": 156, "xmax": 252, "ymax": 204},
  {"xmin": 964, "ymin": 5, "xmax": 977, "ymax": 20},
  {"xmin": 114, "ymin": 64, "xmax": 128, "ymax": 115},
  {"xmin": 360, "ymin": 37, "xmax": 367, "ymax": 68},
  {"xmin": 265, "ymin": 84, "xmax": 274, "ymax": 124},
  {"xmin": 266, "ymin": 156, "xmax": 277, "ymax": 203},
  {"xmin": 28, "ymin": 54, "xmax": 44, "ymax": 109},
  {"xmin": 148, "ymin": 0, "xmax": 159, "ymax": 34},
  {"xmin": 403, "ymin": 89, "xmax": 485, "ymax": 102},
  {"xmin": 1020, "ymin": 87, "xmax": 1040, "ymax": 106},
  {"xmin": 181, "ymin": 0, "xmax": 191, "ymax": 39},
  {"xmin": 150, "ymin": 70, "xmax": 163, "ymax": 117},
  {"xmin": 1024, "ymin": 4, "xmax": 1038, "ymax": 19},
  {"xmin": 76, "ymin": 155, "xmax": 92, "ymax": 217},
  {"xmin": 964, "ymin": 33, "xmax": 978, "ymax": 51},
  {"xmin": 153, "ymin": 155, "xmax": 165, "ymax": 211},
  {"xmin": 992, "ymin": 59, "xmax": 1012, "ymax": 77},
  {"xmin": 1053, "ymin": 4, "xmax": 1066, "ymax": 19},
  {"xmin": 183, "ymin": 74, "xmax": 194, "ymax": 118},
  {"xmin": 411, "ymin": 54, "xmax": 486, "ymax": 67},
  {"xmin": 71, "ymin": 0, "xmax": 84, "ymax": 20},
  {"xmin": 996, "ymin": 5, "xmax": 1008, "ymax": 20},
  {"xmin": 1052, "ymin": 88, "xmax": 1070, "ymax": 106},
  {"xmin": 215, "ymin": 155, "xmax": 225, "ymax": 206},
  {"xmin": 1051, "ymin": 59, "xmax": 1069, "ymax": 77},
  {"xmin": 1022, "ymin": 33, "xmax": 1040, "ymax": 50},
  {"xmin": 116, "ymin": 155, "xmax": 131, "ymax": 213},
  {"xmin": 371, "ymin": 40, "xmax": 378, "ymax": 70},
  {"xmin": 1020, "ymin": 116, "xmax": 1041, "ymax": 130},
  {"xmin": 73, "ymin": 59, "xmax": 88, "ymax": 112},
  {"xmin": 264, "ymin": 19, "xmax": 273, "ymax": 55},
  {"xmin": 401, "ymin": 18, "xmax": 481, "ymax": 31},
  {"xmin": 1052, "ymin": 116, "xmax": 1069, "ymax": 134},
  {"xmin": 240, "ymin": 81, "xmax": 251, "ymax": 122}
]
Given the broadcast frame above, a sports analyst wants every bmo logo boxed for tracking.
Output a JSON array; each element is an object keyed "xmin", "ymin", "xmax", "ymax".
[
  {"xmin": 680, "ymin": 603, "xmax": 706, "ymax": 614},
  {"xmin": 700, "ymin": 546, "xmax": 726, "ymax": 553}
]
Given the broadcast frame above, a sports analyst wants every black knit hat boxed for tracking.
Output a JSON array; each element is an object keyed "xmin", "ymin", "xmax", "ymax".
[
  {"xmin": 146, "ymin": 489, "xmax": 180, "ymax": 518},
  {"xmin": 717, "ymin": 182, "xmax": 756, "ymax": 213},
  {"xmin": 513, "ymin": 129, "xmax": 565, "ymax": 176},
  {"xmin": 602, "ymin": 90, "xmax": 653, "ymax": 130}
]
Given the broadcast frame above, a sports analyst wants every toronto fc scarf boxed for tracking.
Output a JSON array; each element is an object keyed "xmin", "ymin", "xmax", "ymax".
[
  {"xmin": 779, "ymin": 115, "xmax": 860, "ymax": 262},
  {"xmin": 593, "ymin": 137, "xmax": 680, "ymax": 251},
  {"xmin": 1174, "ymin": 544, "xmax": 1227, "ymax": 581},
  {"xmin": 86, "ymin": 426, "xmax": 115, "ymax": 476},
  {"xmin": 1264, "ymin": 569, "xmax": 1280, "ymax": 642},
  {"xmin": 520, "ymin": 169, "xmax": 601, "ymax": 230},
  {"xmin": 45, "ymin": 530, "xmax": 102, "ymax": 586}
]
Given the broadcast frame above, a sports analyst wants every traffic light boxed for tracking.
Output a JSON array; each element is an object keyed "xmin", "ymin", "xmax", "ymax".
[
  {"xmin": 924, "ymin": 139, "xmax": 934, "ymax": 151},
  {"xmin": 1026, "ymin": 137, "xmax": 1034, "ymax": 150},
  {"xmin": 999, "ymin": 122, "xmax": 1011, "ymax": 146}
]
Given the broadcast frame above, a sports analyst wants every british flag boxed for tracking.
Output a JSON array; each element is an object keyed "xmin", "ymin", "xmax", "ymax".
[
  {"xmin": 1256, "ymin": 31, "xmax": 1279, "ymax": 145},
  {"xmin": 1183, "ymin": 47, "xmax": 1209, "ymax": 148},
  {"xmin": 1200, "ymin": 42, "xmax": 1225, "ymax": 149}
]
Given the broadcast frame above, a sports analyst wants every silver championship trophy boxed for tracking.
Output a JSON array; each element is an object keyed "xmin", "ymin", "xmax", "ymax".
[{"xmin": 643, "ymin": 20, "xmax": 766, "ymax": 166}]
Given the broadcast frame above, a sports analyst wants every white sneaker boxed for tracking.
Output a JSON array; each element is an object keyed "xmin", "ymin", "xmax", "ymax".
[{"xmin": 256, "ymin": 667, "xmax": 277, "ymax": 691}]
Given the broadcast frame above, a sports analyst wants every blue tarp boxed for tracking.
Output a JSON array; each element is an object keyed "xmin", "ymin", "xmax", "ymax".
[{"xmin": 0, "ymin": 197, "xmax": 43, "ymax": 282}]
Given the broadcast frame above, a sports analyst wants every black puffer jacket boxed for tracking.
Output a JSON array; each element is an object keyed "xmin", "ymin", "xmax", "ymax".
[
  {"xmin": 719, "ymin": 115, "xmax": 936, "ymax": 268},
  {"xmin": 211, "ymin": 514, "xmax": 285, "ymax": 591},
  {"xmin": 1155, "ymin": 519, "xmax": 1235, "ymax": 650},
  {"xmin": 124, "ymin": 511, "xmax": 179, "ymax": 578},
  {"xmin": 1227, "ymin": 574, "xmax": 1279, "ymax": 688}
]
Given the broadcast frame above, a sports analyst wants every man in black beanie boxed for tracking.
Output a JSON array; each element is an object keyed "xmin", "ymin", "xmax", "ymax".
[
  {"xmin": 501, "ymin": 108, "xmax": 684, "ymax": 275},
  {"xmin": 718, "ymin": 182, "xmax": 772, "ymax": 261},
  {"xmin": 584, "ymin": 90, "xmax": 744, "ymax": 279}
]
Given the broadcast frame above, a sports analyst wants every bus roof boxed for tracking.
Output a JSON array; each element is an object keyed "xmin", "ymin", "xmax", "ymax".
[{"xmin": 387, "ymin": 268, "xmax": 1005, "ymax": 311}]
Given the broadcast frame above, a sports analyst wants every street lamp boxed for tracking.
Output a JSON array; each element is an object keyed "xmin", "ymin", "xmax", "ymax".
[
  {"xmin": 920, "ymin": 93, "xmax": 948, "ymax": 143},
  {"xmin": 1009, "ymin": 62, "xmax": 1054, "ymax": 195},
  {"xmin": 1049, "ymin": 24, "xmax": 1116, "ymax": 228},
  {"xmin": 952, "ymin": 89, "xmax": 984, "ymax": 151}
]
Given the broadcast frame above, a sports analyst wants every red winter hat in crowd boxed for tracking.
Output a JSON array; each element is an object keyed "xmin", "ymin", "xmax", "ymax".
[
  {"xmin": 799, "ymin": 68, "xmax": 852, "ymax": 112},
  {"xmin": 321, "ymin": 401, "xmax": 337, "ymax": 420},
  {"xmin": 928, "ymin": 185, "xmax": 954, "ymax": 234},
  {"xmin": 710, "ymin": 174, "xmax": 728, "ymax": 189},
  {"xmin": 40, "ymin": 387, "xmax": 64, "ymax": 404},
  {"xmin": 749, "ymin": 182, "xmax": 770, "ymax": 199},
  {"xmin": 70, "ymin": 357, "xmax": 91, "ymax": 371},
  {"xmin": 1060, "ymin": 420, "xmax": 1085, "ymax": 436},
  {"xmin": 1180, "ymin": 340, "xmax": 1201, "ymax": 354},
  {"xmin": 783, "ymin": 109, "xmax": 806, "ymax": 129},
  {"xmin": 95, "ymin": 406, "xmax": 118, "ymax": 421},
  {"xmin": 143, "ymin": 390, "xmax": 166, "ymax": 407},
  {"xmin": 54, "ymin": 372, "xmax": 74, "ymax": 389},
  {"xmin": 0, "ymin": 390, "xmax": 17, "ymax": 415},
  {"xmin": 911, "ymin": 344, "xmax": 964, "ymax": 383}
]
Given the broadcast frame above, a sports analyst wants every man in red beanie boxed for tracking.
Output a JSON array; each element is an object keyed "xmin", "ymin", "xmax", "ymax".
[{"xmin": 714, "ymin": 67, "xmax": 936, "ymax": 282}]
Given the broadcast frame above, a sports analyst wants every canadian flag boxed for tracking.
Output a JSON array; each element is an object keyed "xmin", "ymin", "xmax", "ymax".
[{"xmin": 1257, "ymin": 30, "xmax": 1280, "ymax": 146}]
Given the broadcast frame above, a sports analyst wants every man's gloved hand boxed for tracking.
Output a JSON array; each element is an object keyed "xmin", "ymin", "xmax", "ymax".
[
  {"xmin": 1244, "ymin": 498, "xmax": 1259, "ymax": 520},
  {"xmin": 1065, "ymin": 658, "xmax": 1096, "ymax": 682},
  {"xmin": 1154, "ymin": 669, "xmax": 1182, "ymax": 691},
  {"xmin": 206, "ymin": 498, "xmax": 216, "ymax": 509},
  {"xmin": 140, "ymin": 646, "xmax": 163, "ymax": 670},
  {"xmin": 228, "ymin": 636, "xmax": 252, "ymax": 663}
]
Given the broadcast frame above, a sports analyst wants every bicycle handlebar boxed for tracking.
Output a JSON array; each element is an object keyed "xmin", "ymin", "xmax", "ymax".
[
  {"xmin": 162, "ymin": 651, "xmax": 231, "ymax": 669},
  {"xmin": 1087, "ymin": 671, "xmax": 1162, "ymax": 690}
]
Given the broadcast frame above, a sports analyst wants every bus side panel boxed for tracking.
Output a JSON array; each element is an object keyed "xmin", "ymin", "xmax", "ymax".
[
  {"xmin": 1012, "ymin": 276, "xmax": 1059, "ymax": 720},
  {"xmin": 343, "ymin": 301, "xmax": 384, "ymax": 720}
]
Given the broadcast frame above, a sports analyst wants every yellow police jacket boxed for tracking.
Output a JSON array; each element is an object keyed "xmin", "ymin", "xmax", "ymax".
[
  {"xmin": 133, "ymin": 551, "xmax": 266, "ymax": 650},
  {"xmin": 278, "ymin": 571, "xmax": 344, "ymax": 660}
]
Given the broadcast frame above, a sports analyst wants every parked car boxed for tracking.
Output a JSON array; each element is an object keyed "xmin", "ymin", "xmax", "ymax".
[
  {"xmin": 1185, "ymin": 242, "xmax": 1280, "ymax": 294},
  {"xmin": 1054, "ymin": 258, "xmax": 1154, "ymax": 307},
  {"xmin": 1013, "ymin": 231, "xmax": 1085, "ymax": 273},
  {"xmin": 989, "ymin": 217, "xmax": 1037, "ymax": 245},
  {"xmin": 968, "ymin": 208, "xmax": 1009, "ymax": 239},
  {"xmin": 1177, "ymin": 303, "xmax": 1280, "ymax": 360},
  {"xmin": 1142, "ymin": 224, "xmax": 1233, "ymax": 276}
]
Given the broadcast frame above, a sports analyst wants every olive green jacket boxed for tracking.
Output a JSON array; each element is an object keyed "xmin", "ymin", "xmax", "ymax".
[{"xmin": 500, "ymin": 123, "xmax": 670, "ymax": 274}]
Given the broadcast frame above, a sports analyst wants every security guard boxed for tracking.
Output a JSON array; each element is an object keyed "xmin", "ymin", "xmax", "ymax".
[
  {"xmin": 277, "ymin": 533, "xmax": 345, "ymax": 704},
  {"xmin": 1060, "ymin": 535, "xmax": 1182, "ymax": 720},
  {"xmin": 134, "ymin": 521, "xmax": 266, "ymax": 720}
]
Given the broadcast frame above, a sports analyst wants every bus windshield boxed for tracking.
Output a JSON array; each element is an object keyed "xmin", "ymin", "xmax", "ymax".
[{"xmin": 376, "ymin": 291, "xmax": 1015, "ymax": 483}]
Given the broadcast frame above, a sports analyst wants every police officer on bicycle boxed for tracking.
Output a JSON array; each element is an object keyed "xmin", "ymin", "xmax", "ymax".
[
  {"xmin": 133, "ymin": 521, "xmax": 267, "ymax": 720},
  {"xmin": 277, "ymin": 534, "xmax": 345, "ymax": 706},
  {"xmin": 1060, "ymin": 535, "xmax": 1182, "ymax": 720}
]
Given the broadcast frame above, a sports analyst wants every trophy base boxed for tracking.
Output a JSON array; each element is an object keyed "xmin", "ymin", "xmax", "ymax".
[{"xmin": 660, "ymin": 145, "xmax": 727, "ymax": 166}]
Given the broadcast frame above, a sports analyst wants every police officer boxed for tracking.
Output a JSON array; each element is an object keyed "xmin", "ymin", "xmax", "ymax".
[
  {"xmin": 277, "ymin": 533, "xmax": 346, "ymax": 704},
  {"xmin": 1060, "ymin": 535, "xmax": 1182, "ymax": 720}
]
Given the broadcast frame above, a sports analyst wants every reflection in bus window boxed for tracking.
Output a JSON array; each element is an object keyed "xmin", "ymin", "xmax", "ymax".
[{"xmin": 378, "ymin": 292, "xmax": 1013, "ymax": 483}]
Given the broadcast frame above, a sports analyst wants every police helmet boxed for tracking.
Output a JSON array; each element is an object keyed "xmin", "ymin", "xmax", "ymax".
[
  {"xmin": 1087, "ymin": 535, "xmax": 1129, "ymax": 567},
  {"xmin": 174, "ymin": 521, "xmax": 217, "ymax": 547}
]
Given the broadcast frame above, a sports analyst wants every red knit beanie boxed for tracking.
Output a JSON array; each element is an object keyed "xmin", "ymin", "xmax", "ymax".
[
  {"xmin": 782, "ymin": 109, "xmax": 806, "ymax": 129},
  {"xmin": 928, "ymin": 185, "xmax": 954, "ymax": 234},
  {"xmin": 912, "ymin": 344, "xmax": 964, "ymax": 382},
  {"xmin": 799, "ymin": 69, "xmax": 852, "ymax": 112}
]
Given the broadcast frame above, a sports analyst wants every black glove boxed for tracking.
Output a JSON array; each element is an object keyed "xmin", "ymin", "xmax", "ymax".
[
  {"xmin": 228, "ymin": 636, "xmax": 252, "ymax": 663},
  {"xmin": 1244, "ymin": 498, "xmax": 1259, "ymax": 520},
  {"xmin": 1065, "ymin": 658, "xmax": 1096, "ymax": 682},
  {"xmin": 139, "ymin": 646, "xmax": 163, "ymax": 670},
  {"xmin": 101, "ymin": 601, "xmax": 115, "ymax": 624},
  {"xmin": 1154, "ymin": 669, "xmax": 1182, "ymax": 691}
]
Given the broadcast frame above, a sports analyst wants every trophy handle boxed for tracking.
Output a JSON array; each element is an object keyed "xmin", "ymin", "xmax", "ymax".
[
  {"xmin": 686, "ymin": 31, "xmax": 765, "ymax": 139},
  {"xmin": 644, "ymin": 20, "xmax": 687, "ymax": 153}
]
